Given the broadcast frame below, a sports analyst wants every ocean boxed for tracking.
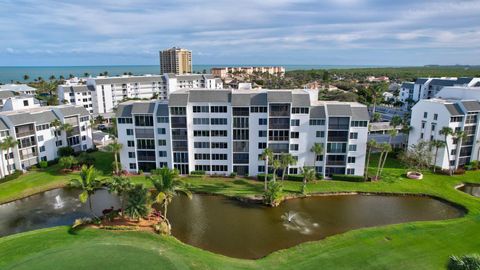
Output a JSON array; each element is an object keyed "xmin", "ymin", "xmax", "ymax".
[{"xmin": 0, "ymin": 64, "xmax": 382, "ymax": 84}]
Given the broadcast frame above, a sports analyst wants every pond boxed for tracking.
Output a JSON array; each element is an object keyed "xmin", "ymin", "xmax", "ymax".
[
  {"xmin": 0, "ymin": 188, "xmax": 463, "ymax": 259},
  {"xmin": 458, "ymin": 183, "xmax": 480, "ymax": 197}
]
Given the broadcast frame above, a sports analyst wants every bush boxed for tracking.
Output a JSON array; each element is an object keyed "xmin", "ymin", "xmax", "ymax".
[
  {"xmin": 332, "ymin": 174, "xmax": 365, "ymax": 182},
  {"xmin": 286, "ymin": 174, "xmax": 304, "ymax": 182},
  {"xmin": 264, "ymin": 180, "xmax": 283, "ymax": 206},
  {"xmin": 230, "ymin": 172, "xmax": 237, "ymax": 178},
  {"xmin": 0, "ymin": 170, "xmax": 23, "ymax": 183},
  {"xmin": 86, "ymin": 148, "xmax": 97, "ymax": 153},
  {"xmin": 59, "ymin": 156, "xmax": 78, "ymax": 170},
  {"xmin": 190, "ymin": 170, "xmax": 206, "ymax": 176},
  {"xmin": 257, "ymin": 173, "xmax": 274, "ymax": 181},
  {"xmin": 138, "ymin": 170, "xmax": 143, "ymax": 175},
  {"xmin": 38, "ymin": 160, "xmax": 48, "ymax": 169},
  {"xmin": 47, "ymin": 159, "xmax": 59, "ymax": 166},
  {"xmin": 447, "ymin": 254, "xmax": 480, "ymax": 270},
  {"xmin": 77, "ymin": 152, "xmax": 95, "ymax": 166},
  {"xmin": 58, "ymin": 146, "xmax": 74, "ymax": 157}
]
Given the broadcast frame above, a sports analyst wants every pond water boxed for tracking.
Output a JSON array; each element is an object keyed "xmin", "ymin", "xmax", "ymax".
[
  {"xmin": 0, "ymin": 189, "xmax": 463, "ymax": 259},
  {"xmin": 458, "ymin": 184, "xmax": 480, "ymax": 197}
]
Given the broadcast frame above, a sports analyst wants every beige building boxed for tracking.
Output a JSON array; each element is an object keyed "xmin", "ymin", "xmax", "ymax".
[
  {"xmin": 211, "ymin": 66, "xmax": 285, "ymax": 78},
  {"xmin": 159, "ymin": 47, "xmax": 192, "ymax": 74}
]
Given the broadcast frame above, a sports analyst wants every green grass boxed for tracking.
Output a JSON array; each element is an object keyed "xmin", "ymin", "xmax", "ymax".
[{"xmin": 1, "ymin": 152, "xmax": 480, "ymax": 269}]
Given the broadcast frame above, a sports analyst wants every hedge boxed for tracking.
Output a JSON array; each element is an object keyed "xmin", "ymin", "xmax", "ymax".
[
  {"xmin": 331, "ymin": 174, "xmax": 365, "ymax": 182},
  {"xmin": 190, "ymin": 170, "xmax": 206, "ymax": 176},
  {"xmin": 286, "ymin": 174, "xmax": 304, "ymax": 182},
  {"xmin": 256, "ymin": 173, "xmax": 274, "ymax": 181}
]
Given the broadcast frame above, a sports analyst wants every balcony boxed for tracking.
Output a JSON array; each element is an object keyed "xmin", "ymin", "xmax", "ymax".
[
  {"xmin": 16, "ymin": 130, "xmax": 35, "ymax": 138},
  {"xmin": 135, "ymin": 128, "xmax": 155, "ymax": 138}
]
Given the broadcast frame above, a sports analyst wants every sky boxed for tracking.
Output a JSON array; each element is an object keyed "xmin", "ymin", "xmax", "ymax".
[{"xmin": 0, "ymin": 0, "xmax": 479, "ymax": 66}]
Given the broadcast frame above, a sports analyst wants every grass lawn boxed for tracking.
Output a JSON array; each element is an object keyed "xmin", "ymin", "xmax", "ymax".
[{"xmin": 0, "ymin": 152, "xmax": 480, "ymax": 269}]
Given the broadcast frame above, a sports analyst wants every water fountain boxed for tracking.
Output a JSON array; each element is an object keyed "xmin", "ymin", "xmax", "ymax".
[
  {"xmin": 281, "ymin": 211, "xmax": 316, "ymax": 235},
  {"xmin": 53, "ymin": 195, "xmax": 65, "ymax": 209}
]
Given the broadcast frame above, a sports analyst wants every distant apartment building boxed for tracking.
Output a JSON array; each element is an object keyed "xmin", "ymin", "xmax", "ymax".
[
  {"xmin": 399, "ymin": 77, "xmax": 480, "ymax": 104},
  {"xmin": 115, "ymin": 88, "xmax": 369, "ymax": 177},
  {"xmin": 159, "ymin": 47, "xmax": 192, "ymax": 74},
  {"xmin": 57, "ymin": 74, "xmax": 222, "ymax": 116},
  {"xmin": 0, "ymin": 84, "xmax": 37, "ymax": 95},
  {"xmin": 0, "ymin": 96, "xmax": 93, "ymax": 178},
  {"xmin": 211, "ymin": 66, "xmax": 286, "ymax": 79}
]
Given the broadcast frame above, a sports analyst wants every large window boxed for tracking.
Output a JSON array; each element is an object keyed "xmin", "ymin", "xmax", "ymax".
[
  {"xmin": 137, "ymin": 139, "xmax": 155, "ymax": 149},
  {"xmin": 329, "ymin": 117, "xmax": 349, "ymax": 129},
  {"xmin": 211, "ymin": 106, "xmax": 227, "ymax": 113},
  {"xmin": 170, "ymin": 107, "xmax": 186, "ymax": 115},
  {"xmin": 134, "ymin": 115, "xmax": 153, "ymax": 126},
  {"xmin": 193, "ymin": 106, "xmax": 209, "ymax": 113}
]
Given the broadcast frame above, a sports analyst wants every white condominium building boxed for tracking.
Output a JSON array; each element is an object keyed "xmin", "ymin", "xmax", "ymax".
[
  {"xmin": 57, "ymin": 74, "xmax": 223, "ymax": 116},
  {"xmin": 211, "ymin": 66, "xmax": 286, "ymax": 78},
  {"xmin": 115, "ymin": 88, "xmax": 369, "ymax": 177},
  {"xmin": 399, "ymin": 77, "xmax": 480, "ymax": 104},
  {"xmin": 0, "ymin": 96, "xmax": 93, "ymax": 178},
  {"xmin": 0, "ymin": 84, "xmax": 37, "ymax": 95},
  {"xmin": 408, "ymin": 98, "xmax": 480, "ymax": 169}
]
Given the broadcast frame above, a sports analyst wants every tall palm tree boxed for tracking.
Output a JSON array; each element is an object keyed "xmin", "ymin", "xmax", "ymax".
[
  {"xmin": 364, "ymin": 140, "xmax": 377, "ymax": 181},
  {"xmin": 50, "ymin": 119, "xmax": 62, "ymax": 146},
  {"xmin": 440, "ymin": 127, "xmax": 454, "ymax": 175},
  {"xmin": 310, "ymin": 142, "xmax": 324, "ymax": 166},
  {"xmin": 301, "ymin": 166, "xmax": 316, "ymax": 194},
  {"xmin": 375, "ymin": 143, "xmax": 391, "ymax": 180},
  {"xmin": 369, "ymin": 83, "xmax": 387, "ymax": 121},
  {"xmin": 271, "ymin": 158, "xmax": 281, "ymax": 182},
  {"xmin": 69, "ymin": 165, "xmax": 104, "ymax": 216},
  {"xmin": 378, "ymin": 129, "xmax": 398, "ymax": 176},
  {"xmin": 259, "ymin": 148, "xmax": 273, "ymax": 191},
  {"xmin": 430, "ymin": 140, "xmax": 446, "ymax": 172},
  {"xmin": 149, "ymin": 167, "xmax": 191, "ymax": 220},
  {"xmin": 60, "ymin": 123, "xmax": 74, "ymax": 145},
  {"xmin": 280, "ymin": 153, "xmax": 296, "ymax": 181},
  {"xmin": 1, "ymin": 136, "xmax": 18, "ymax": 175},
  {"xmin": 453, "ymin": 130, "xmax": 467, "ymax": 169},
  {"xmin": 106, "ymin": 140, "xmax": 123, "ymax": 174}
]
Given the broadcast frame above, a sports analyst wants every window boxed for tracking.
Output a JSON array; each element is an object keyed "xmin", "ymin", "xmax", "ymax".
[
  {"xmin": 137, "ymin": 139, "xmax": 155, "ymax": 149},
  {"xmin": 211, "ymin": 106, "xmax": 227, "ymax": 113},
  {"xmin": 194, "ymin": 130, "xmax": 210, "ymax": 137},
  {"xmin": 37, "ymin": 135, "xmax": 44, "ymax": 142},
  {"xmin": 193, "ymin": 106, "xmax": 209, "ymax": 113},
  {"xmin": 23, "ymin": 100, "xmax": 29, "ymax": 106},
  {"xmin": 251, "ymin": 106, "xmax": 267, "ymax": 113},
  {"xmin": 211, "ymin": 118, "xmax": 227, "ymax": 125},
  {"xmin": 349, "ymin": 144, "xmax": 357, "ymax": 151},
  {"xmin": 41, "ymin": 156, "xmax": 47, "ymax": 161},
  {"xmin": 421, "ymin": 121, "xmax": 426, "ymax": 129},
  {"xmin": 118, "ymin": 118, "xmax": 133, "ymax": 124},
  {"xmin": 347, "ymin": 156, "xmax": 356, "ymax": 163},
  {"xmin": 290, "ymin": 119, "xmax": 300, "ymax": 126},
  {"xmin": 350, "ymin": 121, "xmax": 368, "ymax": 127},
  {"xmin": 233, "ymin": 118, "xmax": 249, "ymax": 128},
  {"xmin": 212, "ymin": 154, "xmax": 228, "ymax": 160},
  {"xmin": 423, "ymin": 112, "xmax": 428, "ymax": 118},
  {"xmin": 269, "ymin": 130, "xmax": 289, "ymax": 141},
  {"xmin": 431, "ymin": 124, "xmax": 436, "ymax": 131},
  {"xmin": 259, "ymin": 118, "xmax": 267, "ymax": 125},
  {"xmin": 129, "ymin": 163, "xmax": 137, "ymax": 170},
  {"xmin": 450, "ymin": 160, "xmax": 455, "ymax": 166},
  {"xmin": 194, "ymin": 142, "xmax": 210, "ymax": 148},
  {"xmin": 420, "ymin": 133, "xmax": 424, "ymax": 139},
  {"xmin": 258, "ymin": 165, "xmax": 265, "ymax": 172},
  {"xmin": 258, "ymin": 130, "xmax": 267, "ymax": 137},
  {"xmin": 292, "ymin": 107, "xmax": 309, "ymax": 114},
  {"xmin": 309, "ymin": 119, "xmax": 325, "ymax": 126},
  {"xmin": 450, "ymin": 116, "xmax": 463, "ymax": 123},
  {"xmin": 195, "ymin": 165, "xmax": 211, "ymax": 171},
  {"xmin": 157, "ymin": 117, "xmax": 169, "ymax": 123},
  {"xmin": 158, "ymin": 151, "xmax": 167, "ymax": 157},
  {"xmin": 349, "ymin": 132, "xmax": 358, "ymax": 139},
  {"xmin": 158, "ymin": 139, "xmax": 166, "ymax": 146},
  {"xmin": 159, "ymin": 162, "xmax": 168, "ymax": 168},
  {"xmin": 193, "ymin": 118, "xmax": 209, "ymax": 125},
  {"xmin": 170, "ymin": 107, "xmax": 186, "ymax": 115},
  {"xmin": 316, "ymin": 155, "xmax": 324, "ymax": 161},
  {"xmin": 258, "ymin": 142, "xmax": 267, "ymax": 149},
  {"xmin": 290, "ymin": 144, "xmax": 299, "ymax": 151},
  {"xmin": 211, "ymin": 142, "xmax": 228, "ymax": 149},
  {"xmin": 316, "ymin": 131, "xmax": 325, "ymax": 138},
  {"xmin": 434, "ymin": 114, "xmax": 438, "ymax": 121},
  {"xmin": 134, "ymin": 115, "xmax": 154, "ymax": 126},
  {"xmin": 56, "ymin": 140, "xmax": 63, "ymax": 146},
  {"xmin": 290, "ymin": 132, "xmax": 299, "ymax": 139},
  {"xmin": 211, "ymin": 130, "xmax": 227, "ymax": 137},
  {"xmin": 195, "ymin": 153, "xmax": 210, "ymax": 160},
  {"xmin": 212, "ymin": 165, "xmax": 228, "ymax": 172},
  {"xmin": 128, "ymin": 152, "xmax": 135, "ymax": 158},
  {"xmin": 451, "ymin": 149, "xmax": 457, "ymax": 156},
  {"xmin": 82, "ymin": 135, "xmax": 86, "ymax": 141},
  {"xmin": 347, "ymin": 168, "xmax": 355, "ymax": 175},
  {"xmin": 126, "ymin": 129, "xmax": 133, "ymax": 135},
  {"xmin": 157, "ymin": 128, "xmax": 166, "ymax": 135},
  {"xmin": 39, "ymin": 146, "xmax": 45, "ymax": 152},
  {"xmin": 127, "ymin": 140, "xmax": 135, "ymax": 147}
]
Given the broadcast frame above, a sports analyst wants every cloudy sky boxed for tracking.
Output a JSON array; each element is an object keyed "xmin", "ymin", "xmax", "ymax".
[{"xmin": 1, "ymin": 0, "xmax": 479, "ymax": 66}]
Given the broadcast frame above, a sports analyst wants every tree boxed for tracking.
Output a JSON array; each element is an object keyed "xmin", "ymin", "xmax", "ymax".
[
  {"xmin": 447, "ymin": 254, "xmax": 480, "ymax": 270},
  {"xmin": 280, "ymin": 153, "xmax": 297, "ymax": 181},
  {"xmin": 84, "ymin": 72, "xmax": 90, "ymax": 77},
  {"xmin": 375, "ymin": 143, "xmax": 391, "ymax": 180},
  {"xmin": 430, "ymin": 140, "xmax": 446, "ymax": 172},
  {"xmin": 60, "ymin": 123, "xmax": 74, "ymax": 136},
  {"xmin": 0, "ymin": 136, "xmax": 18, "ymax": 175},
  {"xmin": 372, "ymin": 112, "xmax": 381, "ymax": 122},
  {"xmin": 301, "ymin": 166, "xmax": 316, "ymax": 195},
  {"xmin": 364, "ymin": 140, "xmax": 377, "ymax": 180},
  {"xmin": 69, "ymin": 165, "xmax": 104, "ymax": 216},
  {"xmin": 310, "ymin": 142, "xmax": 324, "ymax": 167},
  {"xmin": 149, "ymin": 167, "xmax": 191, "ymax": 221},
  {"xmin": 23, "ymin": 74, "xmax": 29, "ymax": 81},
  {"xmin": 271, "ymin": 158, "xmax": 281, "ymax": 182},
  {"xmin": 106, "ymin": 141, "xmax": 123, "ymax": 174},
  {"xmin": 440, "ymin": 127, "xmax": 454, "ymax": 175},
  {"xmin": 59, "ymin": 155, "xmax": 78, "ymax": 170},
  {"xmin": 259, "ymin": 148, "xmax": 273, "ymax": 191},
  {"xmin": 264, "ymin": 180, "xmax": 283, "ymax": 206},
  {"xmin": 368, "ymin": 83, "xmax": 387, "ymax": 120},
  {"xmin": 124, "ymin": 184, "xmax": 150, "ymax": 221},
  {"xmin": 390, "ymin": 115, "xmax": 403, "ymax": 128},
  {"xmin": 50, "ymin": 119, "xmax": 62, "ymax": 146},
  {"xmin": 398, "ymin": 141, "xmax": 432, "ymax": 171},
  {"xmin": 453, "ymin": 130, "xmax": 468, "ymax": 167},
  {"xmin": 322, "ymin": 70, "xmax": 330, "ymax": 82},
  {"xmin": 109, "ymin": 176, "xmax": 134, "ymax": 214},
  {"xmin": 49, "ymin": 75, "xmax": 56, "ymax": 81},
  {"xmin": 378, "ymin": 129, "xmax": 397, "ymax": 176}
]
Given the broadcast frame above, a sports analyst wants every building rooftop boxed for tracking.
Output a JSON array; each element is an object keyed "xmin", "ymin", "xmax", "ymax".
[{"xmin": 0, "ymin": 84, "xmax": 36, "ymax": 92}]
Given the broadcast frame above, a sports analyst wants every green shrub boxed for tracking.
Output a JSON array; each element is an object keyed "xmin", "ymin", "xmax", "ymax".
[
  {"xmin": 257, "ymin": 173, "xmax": 274, "ymax": 181},
  {"xmin": 58, "ymin": 146, "xmax": 74, "ymax": 157},
  {"xmin": 59, "ymin": 156, "xmax": 78, "ymax": 170},
  {"xmin": 47, "ymin": 159, "xmax": 59, "ymax": 166},
  {"xmin": 447, "ymin": 254, "xmax": 480, "ymax": 270},
  {"xmin": 229, "ymin": 172, "xmax": 237, "ymax": 178},
  {"xmin": 38, "ymin": 160, "xmax": 48, "ymax": 169},
  {"xmin": 86, "ymin": 148, "xmax": 97, "ymax": 153},
  {"xmin": 332, "ymin": 174, "xmax": 365, "ymax": 182},
  {"xmin": 0, "ymin": 170, "xmax": 23, "ymax": 183},
  {"xmin": 286, "ymin": 174, "xmax": 304, "ymax": 182},
  {"xmin": 264, "ymin": 180, "xmax": 283, "ymax": 206},
  {"xmin": 190, "ymin": 170, "xmax": 206, "ymax": 175}
]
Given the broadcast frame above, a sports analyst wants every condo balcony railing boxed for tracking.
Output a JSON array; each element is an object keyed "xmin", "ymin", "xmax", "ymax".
[
  {"xmin": 16, "ymin": 130, "xmax": 35, "ymax": 138},
  {"xmin": 326, "ymin": 160, "xmax": 346, "ymax": 166}
]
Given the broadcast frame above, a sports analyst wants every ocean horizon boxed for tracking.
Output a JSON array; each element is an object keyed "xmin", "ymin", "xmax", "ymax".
[{"xmin": 0, "ymin": 64, "xmax": 394, "ymax": 84}]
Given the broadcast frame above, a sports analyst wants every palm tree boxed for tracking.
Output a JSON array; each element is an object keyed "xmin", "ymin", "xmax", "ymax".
[
  {"xmin": 108, "ymin": 176, "xmax": 133, "ymax": 213},
  {"xmin": 453, "ymin": 130, "xmax": 467, "ymax": 169},
  {"xmin": 369, "ymin": 83, "xmax": 387, "ymax": 121},
  {"xmin": 124, "ymin": 184, "xmax": 150, "ymax": 221},
  {"xmin": 390, "ymin": 115, "xmax": 403, "ymax": 128},
  {"xmin": 440, "ymin": 127, "xmax": 454, "ymax": 175},
  {"xmin": 49, "ymin": 75, "xmax": 56, "ymax": 81},
  {"xmin": 69, "ymin": 165, "xmax": 104, "ymax": 216},
  {"xmin": 310, "ymin": 142, "xmax": 324, "ymax": 166},
  {"xmin": 23, "ymin": 74, "xmax": 29, "ymax": 81},
  {"xmin": 301, "ymin": 166, "xmax": 316, "ymax": 194},
  {"xmin": 364, "ymin": 140, "xmax": 377, "ymax": 181},
  {"xmin": 378, "ymin": 129, "xmax": 397, "ymax": 176},
  {"xmin": 271, "ymin": 158, "xmax": 281, "ymax": 182},
  {"xmin": 280, "ymin": 153, "xmax": 296, "ymax": 181},
  {"xmin": 259, "ymin": 148, "xmax": 273, "ymax": 191},
  {"xmin": 84, "ymin": 72, "xmax": 90, "ymax": 78},
  {"xmin": 106, "ymin": 140, "xmax": 123, "ymax": 174},
  {"xmin": 430, "ymin": 140, "xmax": 446, "ymax": 172},
  {"xmin": 149, "ymin": 167, "xmax": 191, "ymax": 222},
  {"xmin": 50, "ymin": 119, "xmax": 62, "ymax": 146},
  {"xmin": 60, "ymin": 123, "xmax": 74, "ymax": 139},
  {"xmin": 0, "ymin": 137, "xmax": 17, "ymax": 175},
  {"xmin": 375, "ymin": 143, "xmax": 391, "ymax": 180}
]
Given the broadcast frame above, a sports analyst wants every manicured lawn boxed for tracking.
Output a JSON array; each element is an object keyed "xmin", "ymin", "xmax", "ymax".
[{"xmin": 0, "ymin": 152, "xmax": 480, "ymax": 269}]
